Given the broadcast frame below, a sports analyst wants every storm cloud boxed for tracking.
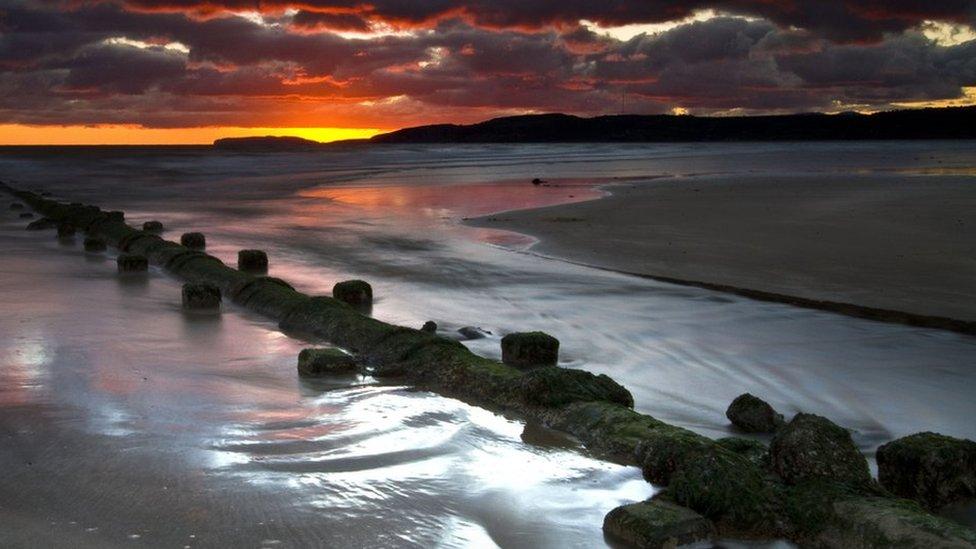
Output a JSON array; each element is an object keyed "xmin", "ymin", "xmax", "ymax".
[{"xmin": 0, "ymin": 0, "xmax": 974, "ymax": 128}]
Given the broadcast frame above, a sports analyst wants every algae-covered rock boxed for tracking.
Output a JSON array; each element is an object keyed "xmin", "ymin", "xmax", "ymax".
[
  {"xmin": 770, "ymin": 413, "xmax": 871, "ymax": 486},
  {"xmin": 143, "ymin": 220, "xmax": 164, "ymax": 233},
  {"xmin": 814, "ymin": 496, "xmax": 976, "ymax": 548},
  {"xmin": 180, "ymin": 232, "xmax": 206, "ymax": 250},
  {"xmin": 117, "ymin": 253, "xmax": 148, "ymax": 273},
  {"xmin": 518, "ymin": 366, "xmax": 634, "ymax": 408},
  {"xmin": 501, "ymin": 331, "xmax": 559, "ymax": 369},
  {"xmin": 237, "ymin": 249, "xmax": 268, "ymax": 273},
  {"xmin": 297, "ymin": 348, "xmax": 358, "ymax": 376},
  {"xmin": 717, "ymin": 436, "xmax": 770, "ymax": 470},
  {"xmin": 83, "ymin": 237, "xmax": 107, "ymax": 252},
  {"xmin": 603, "ymin": 499, "xmax": 713, "ymax": 548},
  {"xmin": 726, "ymin": 393, "xmax": 784, "ymax": 433},
  {"xmin": 26, "ymin": 217, "xmax": 58, "ymax": 230},
  {"xmin": 56, "ymin": 222, "xmax": 76, "ymax": 238},
  {"xmin": 19, "ymin": 212, "xmax": 33, "ymax": 219},
  {"xmin": 9, "ymin": 202, "xmax": 24, "ymax": 210},
  {"xmin": 421, "ymin": 321, "xmax": 437, "ymax": 334},
  {"xmin": 182, "ymin": 282, "xmax": 221, "ymax": 310},
  {"xmin": 877, "ymin": 432, "xmax": 976, "ymax": 509},
  {"xmin": 333, "ymin": 279, "xmax": 372, "ymax": 306}
]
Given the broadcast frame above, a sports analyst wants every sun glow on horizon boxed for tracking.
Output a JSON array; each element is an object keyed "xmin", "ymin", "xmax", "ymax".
[{"xmin": 0, "ymin": 125, "xmax": 385, "ymax": 146}]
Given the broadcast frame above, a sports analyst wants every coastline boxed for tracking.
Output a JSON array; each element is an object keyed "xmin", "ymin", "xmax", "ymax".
[{"xmin": 465, "ymin": 173, "xmax": 976, "ymax": 334}]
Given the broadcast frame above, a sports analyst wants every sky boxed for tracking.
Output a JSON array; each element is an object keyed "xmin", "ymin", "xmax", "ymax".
[{"xmin": 1, "ymin": 1, "xmax": 975, "ymax": 144}]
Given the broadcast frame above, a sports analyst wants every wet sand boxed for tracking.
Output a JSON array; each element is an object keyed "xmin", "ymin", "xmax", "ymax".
[{"xmin": 468, "ymin": 173, "xmax": 976, "ymax": 323}]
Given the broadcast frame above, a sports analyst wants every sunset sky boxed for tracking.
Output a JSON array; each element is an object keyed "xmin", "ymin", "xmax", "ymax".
[{"xmin": 1, "ymin": 1, "xmax": 975, "ymax": 144}]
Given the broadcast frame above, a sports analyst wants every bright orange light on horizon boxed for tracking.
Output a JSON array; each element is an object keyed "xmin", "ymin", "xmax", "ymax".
[{"xmin": 0, "ymin": 125, "xmax": 386, "ymax": 145}]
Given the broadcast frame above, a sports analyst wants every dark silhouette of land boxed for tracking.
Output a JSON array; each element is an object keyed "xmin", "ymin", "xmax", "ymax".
[
  {"xmin": 213, "ymin": 107, "xmax": 976, "ymax": 149},
  {"xmin": 372, "ymin": 107, "xmax": 976, "ymax": 143}
]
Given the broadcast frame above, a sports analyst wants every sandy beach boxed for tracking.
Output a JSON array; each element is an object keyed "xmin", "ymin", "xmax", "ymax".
[{"xmin": 468, "ymin": 173, "xmax": 976, "ymax": 323}]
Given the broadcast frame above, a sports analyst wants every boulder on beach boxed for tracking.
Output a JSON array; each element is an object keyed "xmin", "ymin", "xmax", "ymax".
[
  {"xmin": 501, "ymin": 331, "xmax": 559, "ymax": 369},
  {"xmin": 83, "ymin": 237, "xmax": 107, "ymax": 253},
  {"xmin": 237, "ymin": 249, "xmax": 268, "ymax": 273},
  {"xmin": 180, "ymin": 232, "xmax": 206, "ymax": 250},
  {"xmin": 421, "ymin": 321, "xmax": 437, "ymax": 334},
  {"xmin": 769, "ymin": 413, "xmax": 871, "ymax": 486},
  {"xmin": 876, "ymin": 432, "xmax": 976, "ymax": 509},
  {"xmin": 517, "ymin": 366, "xmax": 634, "ymax": 408},
  {"xmin": 457, "ymin": 326, "xmax": 491, "ymax": 340},
  {"xmin": 333, "ymin": 279, "xmax": 372, "ymax": 307},
  {"xmin": 26, "ymin": 217, "xmax": 58, "ymax": 230},
  {"xmin": 117, "ymin": 253, "xmax": 148, "ymax": 273},
  {"xmin": 143, "ymin": 220, "xmax": 164, "ymax": 233},
  {"xmin": 182, "ymin": 282, "xmax": 221, "ymax": 310},
  {"xmin": 297, "ymin": 348, "xmax": 358, "ymax": 376},
  {"xmin": 726, "ymin": 393, "xmax": 785, "ymax": 433},
  {"xmin": 603, "ymin": 499, "xmax": 713, "ymax": 549},
  {"xmin": 9, "ymin": 202, "xmax": 24, "ymax": 210},
  {"xmin": 56, "ymin": 222, "xmax": 76, "ymax": 238}
]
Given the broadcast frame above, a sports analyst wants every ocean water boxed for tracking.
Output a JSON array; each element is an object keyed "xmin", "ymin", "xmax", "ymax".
[{"xmin": 1, "ymin": 141, "xmax": 975, "ymax": 546}]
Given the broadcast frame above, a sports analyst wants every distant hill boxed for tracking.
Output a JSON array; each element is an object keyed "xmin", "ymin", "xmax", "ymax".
[
  {"xmin": 370, "ymin": 107, "xmax": 976, "ymax": 143},
  {"xmin": 213, "ymin": 135, "xmax": 332, "ymax": 151}
]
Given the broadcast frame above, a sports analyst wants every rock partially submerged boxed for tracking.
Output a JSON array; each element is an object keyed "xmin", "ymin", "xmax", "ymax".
[
  {"xmin": 421, "ymin": 320, "xmax": 437, "ymax": 333},
  {"xmin": 19, "ymin": 212, "xmax": 33, "ymax": 219},
  {"xmin": 877, "ymin": 432, "xmax": 976, "ymax": 509},
  {"xmin": 333, "ymin": 279, "xmax": 372, "ymax": 307},
  {"xmin": 603, "ymin": 499, "xmax": 713, "ymax": 548},
  {"xmin": 297, "ymin": 348, "xmax": 358, "ymax": 376},
  {"xmin": 726, "ymin": 393, "xmax": 784, "ymax": 433},
  {"xmin": 9, "ymin": 202, "xmax": 24, "ymax": 210},
  {"xmin": 182, "ymin": 282, "xmax": 221, "ymax": 310},
  {"xmin": 143, "ymin": 220, "xmax": 164, "ymax": 233},
  {"xmin": 26, "ymin": 217, "xmax": 58, "ymax": 230},
  {"xmin": 518, "ymin": 366, "xmax": 633, "ymax": 408},
  {"xmin": 457, "ymin": 326, "xmax": 491, "ymax": 340},
  {"xmin": 117, "ymin": 253, "xmax": 149, "ymax": 273},
  {"xmin": 770, "ymin": 413, "xmax": 871, "ymax": 486},
  {"xmin": 56, "ymin": 222, "xmax": 76, "ymax": 238},
  {"xmin": 501, "ymin": 331, "xmax": 559, "ymax": 368},
  {"xmin": 83, "ymin": 237, "xmax": 107, "ymax": 252},
  {"xmin": 238, "ymin": 249, "xmax": 268, "ymax": 273},
  {"xmin": 180, "ymin": 232, "xmax": 205, "ymax": 250}
]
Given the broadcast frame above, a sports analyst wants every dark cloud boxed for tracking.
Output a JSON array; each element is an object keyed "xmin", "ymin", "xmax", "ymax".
[{"xmin": 0, "ymin": 0, "xmax": 974, "ymax": 128}]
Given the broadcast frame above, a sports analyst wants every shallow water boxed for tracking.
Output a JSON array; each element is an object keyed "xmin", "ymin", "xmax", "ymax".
[{"xmin": 2, "ymin": 141, "xmax": 976, "ymax": 544}]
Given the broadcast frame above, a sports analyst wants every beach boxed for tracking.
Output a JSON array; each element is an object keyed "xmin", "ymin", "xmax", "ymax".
[
  {"xmin": 469, "ymin": 173, "xmax": 976, "ymax": 323},
  {"xmin": 2, "ymin": 142, "xmax": 976, "ymax": 545}
]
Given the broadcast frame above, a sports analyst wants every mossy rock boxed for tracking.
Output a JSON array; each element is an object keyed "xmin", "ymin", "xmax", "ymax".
[
  {"xmin": 501, "ymin": 331, "xmax": 559, "ymax": 369},
  {"xmin": 180, "ymin": 232, "xmax": 206, "ymax": 250},
  {"xmin": 238, "ymin": 249, "xmax": 268, "ymax": 273},
  {"xmin": 517, "ymin": 366, "xmax": 633, "ymax": 408},
  {"xmin": 813, "ymin": 496, "xmax": 976, "ymax": 547},
  {"xmin": 26, "ymin": 217, "xmax": 58, "ymax": 230},
  {"xmin": 717, "ymin": 436, "xmax": 770, "ymax": 470},
  {"xmin": 297, "ymin": 348, "xmax": 358, "ymax": 376},
  {"xmin": 877, "ymin": 432, "xmax": 976, "ymax": 509},
  {"xmin": 770, "ymin": 413, "xmax": 871, "ymax": 487},
  {"xmin": 332, "ymin": 279, "xmax": 372, "ymax": 307},
  {"xmin": 421, "ymin": 320, "xmax": 437, "ymax": 333},
  {"xmin": 143, "ymin": 220, "xmax": 164, "ymax": 233},
  {"xmin": 182, "ymin": 282, "xmax": 221, "ymax": 310},
  {"xmin": 56, "ymin": 222, "xmax": 76, "ymax": 238},
  {"xmin": 603, "ymin": 499, "xmax": 713, "ymax": 548},
  {"xmin": 726, "ymin": 393, "xmax": 784, "ymax": 433},
  {"xmin": 83, "ymin": 237, "xmax": 107, "ymax": 252},
  {"xmin": 117, "ymin": 253, "xmax": 148, "ymax": 273}
]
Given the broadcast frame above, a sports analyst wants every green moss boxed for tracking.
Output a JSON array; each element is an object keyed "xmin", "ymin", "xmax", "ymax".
[
  {"xmin": 501, "ymin": 331, "xmax": 559, "ymax": 368},
  {"xmin": 603, "ymin": 499, "xmax": 713, "ymax": 548},
  {"xmin": 333, "ymin": 279, "xmax": 373, "ymax": 306},
  {"xmin": 297, "ymin": 348, "xmax": 358, "ymax": 376}
]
